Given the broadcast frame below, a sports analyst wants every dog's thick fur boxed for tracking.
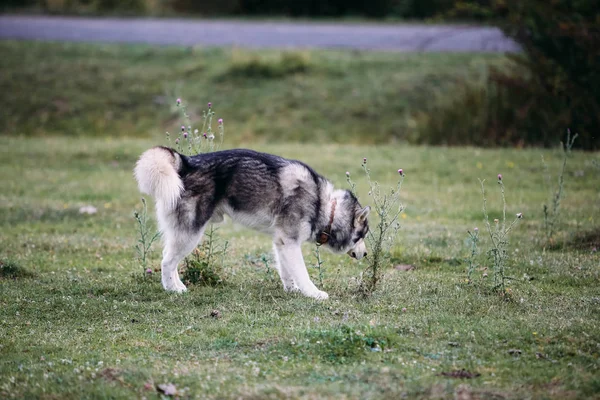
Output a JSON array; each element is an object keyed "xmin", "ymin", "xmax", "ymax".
[{"xmin": 134, "ymin": 147, "xmax": 369, "ymax": 299}]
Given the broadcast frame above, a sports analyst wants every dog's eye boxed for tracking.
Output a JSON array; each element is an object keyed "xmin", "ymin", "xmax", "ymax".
[{"xmin": 353, "ymin": 237, "xmax": 360, "ymax": 244}]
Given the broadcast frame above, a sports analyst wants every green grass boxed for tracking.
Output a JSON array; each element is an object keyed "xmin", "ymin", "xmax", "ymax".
[
  {"xmin": 1, "ymin": 134, "xmax": 599, "ymax": 399},
  {"xmin": 0, "ymin": 40, "xmax": 506, "ymax": 144}
]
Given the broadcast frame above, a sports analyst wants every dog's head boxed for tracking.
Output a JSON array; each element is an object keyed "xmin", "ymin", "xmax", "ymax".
[
  {"xmin": 346, "ymin": 204, "xmax": 370, "ymax": 260},
  {"xmin": 325, "ymin": 191, "xmax": 370, "ymax": 260}
]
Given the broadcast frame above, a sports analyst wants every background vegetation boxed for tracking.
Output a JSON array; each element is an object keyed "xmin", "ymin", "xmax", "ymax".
[
  {"xmin": 1, "ymin": 0, "xmax": 491, "ymax": 19},
  {"xmin": 0, "ymin": 41, "xmax": 506, "ymax": 144},
  {"xmin": 5, "ymin": 0, "xmax": 598, "ymax": 149},
  {"xmin": 421, "ymin": 0, "xmax": 599, "ymax": 150}
]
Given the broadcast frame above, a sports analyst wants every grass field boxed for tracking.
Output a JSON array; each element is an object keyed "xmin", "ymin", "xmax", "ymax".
[
  {"xmin": 0, "ymin": 40, "xmax": 505, "ymax": 144},
  {"xmin": 1, "ymin": 134, "xmax": 599, "ymax": 399},
  {"xmin": 1, "ymin": 41, "xmax": 600, "ymax": 399}
]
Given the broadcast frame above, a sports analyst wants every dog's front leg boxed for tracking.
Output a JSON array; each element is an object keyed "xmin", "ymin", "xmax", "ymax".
[
  {"xmin": 272, "ymin": 243, "xmax": 298, "ymax": 292},
  {"xmin": 273, "ymin": 241, "xmax": 328, "ymax": 300}
]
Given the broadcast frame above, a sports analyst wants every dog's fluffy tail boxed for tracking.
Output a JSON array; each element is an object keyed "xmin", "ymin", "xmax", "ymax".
[{"xmin": 134, "ymin": 147, "xmax": 184, "ymax": 211}]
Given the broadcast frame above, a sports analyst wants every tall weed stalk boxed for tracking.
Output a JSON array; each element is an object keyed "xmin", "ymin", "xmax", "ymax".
[
  {"xmin": 479, "ymin": 175, "xmax": 522, "ymax": 293},
  {"xmin": 134, "ymin": 197, "xmax": 160, "ymax": 274},
  {"xmin": 542, "ymin": 130, "xmax": 577, "ymax": 245},
  {"xmin": 466, "ymin": 228, "xmax": 480, "ymax": 283}
]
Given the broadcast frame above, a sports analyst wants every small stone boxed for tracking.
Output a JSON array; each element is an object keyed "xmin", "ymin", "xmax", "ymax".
[
  {"xmin": 395, "ymin": 264, "xmax": 415, "ymax": 271},
  {"xmin": 157, "ymin": 383, "xmax": 177, "ymax": 396},
  {"xmin": 78, "ymin": 205, "xmax": 97, "ymax": 215}
]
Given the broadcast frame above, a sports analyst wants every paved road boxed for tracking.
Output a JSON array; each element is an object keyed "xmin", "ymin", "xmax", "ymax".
[{"xmin": 0, "ymin": 16, "xmax": 519, "ymax": 52}]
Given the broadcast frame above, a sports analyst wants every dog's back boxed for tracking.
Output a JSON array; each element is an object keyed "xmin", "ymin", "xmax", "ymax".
[{"xmin": 135, "ymin": 147, "xmax": 324, "ymax": 235}]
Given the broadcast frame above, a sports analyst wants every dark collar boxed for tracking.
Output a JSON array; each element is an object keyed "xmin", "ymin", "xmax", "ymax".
[{"xmin": 317, "ymin": 198, "xmax": 337, "ymax": 246}]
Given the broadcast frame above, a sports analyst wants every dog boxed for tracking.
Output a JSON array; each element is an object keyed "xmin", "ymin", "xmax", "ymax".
[{"xmin": 134, "ymin": 147, "xmax": 370, "ymax": 300}]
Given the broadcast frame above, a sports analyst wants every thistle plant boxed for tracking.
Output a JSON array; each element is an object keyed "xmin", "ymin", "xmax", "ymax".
[
  {"xmin": 479, "ymin": 175, "xmax": 523, "ymax": 293},
  {"xmin": 166, "ymin": 99, "xmax": 225, "ymax": 156},
  {"xmin": 349, "ymin": 159, "xmax": 405, "ymax": 296},
  {"xmin": 135, "ymin": 99, "xmax": 227, "ymax": 282},
  {"xmin": 542, "ymin": 130, "xmax": 577, "ymax": 245},
  {"xmin": 133, "ymin": 197, "xmax": 160, "ymax": 275}
]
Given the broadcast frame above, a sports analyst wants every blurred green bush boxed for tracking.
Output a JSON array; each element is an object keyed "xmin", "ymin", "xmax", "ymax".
[
  {"xmin": 420, "ymin": 0, "xmax": 599, "ymax": 149},
  {"xmin": 494, "ymin": 0, "xmax": 600, "ymax": 150},
  {"xmin": 5, "ymin": 0, "xmax": 160, "ymax": 15}
]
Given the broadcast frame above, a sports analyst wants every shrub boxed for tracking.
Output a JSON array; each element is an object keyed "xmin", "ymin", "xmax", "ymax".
[
  {"xmin": 181, "ymin": 225, "xmax": 228, "ymax": 287},
  {"xmin": 416, "ymin": 75, "xmax": 519, "ymax": 147},
  {"xmin": 41, "ymin": 0, "xmax": 152, "ymax": 14},
  {"xmin": 421, "ymin": 0, "xmax": 599, "ymax": 150},
  {"xmin": 490, "ymin": 0, "xmax": 599, "ymax": 150}
]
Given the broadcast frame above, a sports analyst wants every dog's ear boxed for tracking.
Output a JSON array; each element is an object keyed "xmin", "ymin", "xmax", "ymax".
[{"xmin": 356, "ymin": 206, "xmax": 370, "ymax": 224}]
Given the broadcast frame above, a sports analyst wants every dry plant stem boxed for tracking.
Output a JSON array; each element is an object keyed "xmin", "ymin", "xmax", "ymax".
[
  {"xmin": 314, "ymin": 245, "xmax": 325, "ymax": 288},
  {"xmin": 261, "ymin": 253, "xmax": 274, "ymax": 282},
  {"xmin": 466, "ymin": 230, "xmax": 479, "ymax": 283},
  {"xmin": 205, "ymin": 224, "xmax": 216, "ymax": 266},
  {"xmin": 543, "ymin": 131, "xmax": 578, "ymax": 244},
  {"xmin": 134, "ymin": 197, "xmax": 160, "ymax": 273}
]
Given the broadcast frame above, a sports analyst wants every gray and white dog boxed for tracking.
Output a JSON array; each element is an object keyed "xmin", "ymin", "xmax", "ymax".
[{"xmin": 134, "ymin": 147, "xmax": 370, "ymax": 300}]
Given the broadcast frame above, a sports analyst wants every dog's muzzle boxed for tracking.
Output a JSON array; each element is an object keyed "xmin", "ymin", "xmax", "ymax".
[{"xmin": 348, "ymin": 240, "xmax": 367, "ymax": 260}]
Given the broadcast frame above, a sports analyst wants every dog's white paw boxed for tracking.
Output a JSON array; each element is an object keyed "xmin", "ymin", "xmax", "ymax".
[
  {"xmin": 306, "ymin": 290, "xmax": 329, "ymax": 300},
  {"xmin": 283, "ymin": 283, "xmax": 300, "ymax": 293},
  {"xmin": 162, "ymin": 276, "xmax": 187, "ymax": 293}
]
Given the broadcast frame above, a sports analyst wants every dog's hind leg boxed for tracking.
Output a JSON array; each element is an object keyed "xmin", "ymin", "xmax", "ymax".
[
  {"xmin": 273, "ymin": 239, "xmax": 328, "ymax": 300},
  {"xmin": 160, "ymin": 227, "xmax": 205, "ymax": 293}
]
